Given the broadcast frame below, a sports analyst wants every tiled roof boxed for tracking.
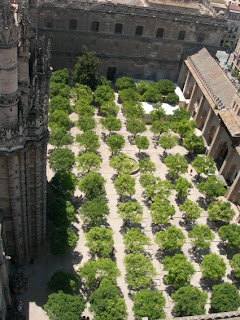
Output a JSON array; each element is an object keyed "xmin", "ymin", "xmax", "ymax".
[
  {"xmin": 186, "ymin": 47, "xmax": 236, "ymax": 109},
  {"xmin": 219, "ymin": 109, "xmax": 240, "ymax": 136}
]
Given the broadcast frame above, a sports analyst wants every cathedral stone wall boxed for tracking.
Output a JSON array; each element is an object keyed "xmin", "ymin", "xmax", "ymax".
[{"xmin": 31, "ymin": 0, "xmax": 226, "ymax": 80}]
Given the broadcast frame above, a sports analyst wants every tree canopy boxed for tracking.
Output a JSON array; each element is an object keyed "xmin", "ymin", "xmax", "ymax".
[
  {"xmin": 165, "ymin": 153, "xmax": 188, "ymax": 179},
  {"xmin": 50, "ymin": 68, "xmax": 69, "ymax": 84},
  {"xmin": 49, "ymin": 148, "xmax": 75, "ymax": 172},
  {"xmin": 50, "ymin": 171, "xmax": 77, "ymax": 199},
  {"xmin": 49, "ymin": 96, "xmax": 72, "ymax": 114},
  {"xmin": 117, "ymin": 201, "xmax": 143, "ymax": 224},
  {"xmin": 211, "ymin": 282, "xmax": 240, "ymax": 312},
  {"xmin": 200, "ymin": 253, "xmax": 226, "ymax": 280},
  {"xmin": 47, "ymin": 270, "xmax": 79, "ymax": 294},
  {"xmin": 183, "ymin": 133, "xmax": 205, "ymax": 154},
  {"xmin": 126, "ymin": 119, "xmax": 146, "ymax": 137},
  {"xmin": 158, "ymin": 132, "xmax": 177, "ymax": 152},
  {"xmin": 77, "ymin": 115, "xmax": 96, "ymax": 132},
  {"xmin": 134, "ymin": 136, "xmax": 149, "ymax": 152},
  {"xmin": 50, "ymin": 226, "xmax": 78, "ymax": 255},
  {"xmin": 49, "ymin": 127, "xmax": 73, "ymax": 147},
  {"xmin": 207, "ymin": 200, "xmax": 235, "ymax": 223},
  {"xmin": 78, "ymin": 172, "xmax": 105, "ymax": 199},
  {"xmin": 151, "ymin": 120, "xmax": 169, "ymax": 137},
  {"xmin": 85, "ymin": 227, "xmax": 114, "ymax": 257},
  {"xmin": 43, "ymin": 291, "xmax": 85, "ymax": 320},
  {"xmin": 115, "ymin": 77, "xmax": 136, "ymax": 90},
  {"xmin": 95, "ymin": 85, "xmax": 115, "ymax": 105},
  {"xmin": 218, "ymin": 224, "xmax": 240, "ymax": 249},
  {"xmin": 192, "ymin": 155, "xmax": 216, "ymax": 177},
  {"xmin": 163, "ymin": 254, "xmax": 195, "ymax": 287},
  {"xmin": 49, "ymin": 110, "xmax": 72, "ymax": 130},
  {"xmin": 75, "ymin": 152, "xmax": 101, "ymax": 173},
  {"xmin": 72, "ymin": 46, "xmax": 99, "ymax": 90},
  {"xmin": 114, "ymin": 174, "xmax": 136, "ymax": 199},
  {"xmin": 175, "ymin": 177, "xmax": 192, "ymax": 198},
  {"xmin": 76, "ymin": 130, "xmax": 100, "ymax": 152},
  {"xmin": 106, "ymin": 134, "xmax": 125, "ymax": 155},
  {"xmin": 139, "ymin": 157, "xmax": 156, "ymax": 173},
  {"xmin": 110, "ymin": 153, "xmax": 133, "ymax": 175},
  {"xmin": 179, "ymin": 199, "xmax": 202, "ymax": 222},
  {"xmin": 198, "ymin": 176, "xmax": 226, "ymax": 199},
  {"xmin": 230, "ymin": 253, "xmax": 240, "ymax": 278},
  {"xmin": 133, "ymin": 289, "xmax": 166, "ymax": 320},
  {"xmin": 79, "ymin": 196, "xmax": 109, "ymax": 227},
  {"xmin": 171, "ymin": 286, "xmax": 207, "ymax": 316},
  {"xmin": 123, "ymin": 228, "xmax": 151, "ymax": 254},
  {"xmin": 188, "ymin": 225, "xmax": 214, "ymax": 250},
  {"xmin": 155, "ymin": 225, "xmax": 185, "ymax": 251},
  {"xmin": 100, "ymin": 116, "xmax": 122, "ymax": 133},
  {"xmin": 150, "ymin": 199, "xmax": 175, "ymax": 224},
  {"xmin": 124, "ymin": 254, "xmax": 157, "ymax": 290}
]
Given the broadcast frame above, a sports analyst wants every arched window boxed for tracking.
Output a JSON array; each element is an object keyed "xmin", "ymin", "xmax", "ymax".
[
  {"xmin": 69, "ymin": 19, "xmax": 77, "ymax": 30},
  {"xmin": 135, "ymin": 26, "xmax": 143, "ymax": 36},
  {"xmin": 156, "ymin": 28, "xmax": 164, "ymax": 38},
  {"xmin": 91, "ymin": 21, "xmax": 99, "ymax": 32},
  {"xmin": 178, "ymin": 30, "xmax": 186, "ymax": 40}
]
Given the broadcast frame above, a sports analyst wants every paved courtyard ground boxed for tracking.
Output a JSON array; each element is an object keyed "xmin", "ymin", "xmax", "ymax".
[{"xmin": 19, "ymin": 92, "xmax": 239, "ymax": 319}]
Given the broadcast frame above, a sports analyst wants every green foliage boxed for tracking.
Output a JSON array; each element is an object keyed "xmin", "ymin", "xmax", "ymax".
[
  {"xmin": 200, "ymin": 253, "xmax": 226, "ymax": 280},
  {"xmin": 198, "ymin": 176, "xmax": 226, "ymax": 200},
  {"xmin": 139, "ymin": 172, "xmax": 156, "ymax": 188},
  {"xmin": 126, "ymin": 119, "xmax": 146, "ymax": 137},
  {"xmin": 165, "ymin": 92, "xmax": 179, "ymax": 104},
  {"xmin": 114, "ymin": 174, "xmax": 136, "ymax": 198},
  {"xmin": 85, "ymin": 227, "xmax": 114, "ymax": 257},
  {"xmin": 49, "ymin": 127, "xmax": 73, "ymax": 147},
  {"xmin": 49, "ymin": 110, "xmax": 72, "ymax": 130},
  {"xmin": 77, "ymin": 115, "xmax": 96, "ymax": 131},
  {"xmin": 76, "ymin": 130, "xmax": 100, "ymax": 152},
  {"xmin": 49, "ymin": 148, "xmax": 75, "ymax": 172},
  {"xmin": 73, "ymin": 46, "xmax": 99, "ymax": 90},
  {"xmin": 155, "ymin": 226, "xmax": 185, "ymax": 251},
  {"xmin": 117, "ymin": 201, "xmax": 143, "ymax": 224},
  {"xmin": 179, "ymin": 199, "xmax": 202, "ymax": 222},
  {"xmin": 71, "ymin": 83, "xmax": 93, "ymax": 104},
  {"xmin": 89, "ymin": 278, "xmax": 128, "ymax": 320},
  {"xmin": 165, "ymin": 153, "xmax": 188, "ymax": 179},
  {"xmin": 50, "ymin": 171, "xmax": 77, "ymax": 199},
  {"xmin": 78, "ymin": 172, "xmax": 105, "ymax": 199},
  {"xmin": 79, "ymin": 197, "xmax": 109, "ymax": 227},
  {"xmin": 49, "ymin": 96, "xmax": 72, "ymax": 114},
  {"xmin": 207, "ymin": 200, "xmax": 235, "ymax": 222},
  {"xmin": 141, "ymin": 86, "xmax": 162, "ymax": 102},
  {"xmin": 76, "ymin": 152, "xmax": 101, "ymax": 173},
  {"xmin": 120, "ymin": 88, "xmax": 140, "ymax": 103},
  {"xmin": 115, "ymin": 77, "xmax": 136, "ymax": 90},
  {"xmin": 100, "ymin": 116, "xmax": 122, "ymax": 133},
  {"xmin": 172, "ymin": 286, "xmax": 207, "ymax": 316},
  {"xmin": 230, "ymin": 253, "xmax": 240, "ymax": 278},
  {"xmin": 106, "ymin": 134, "xmax": 125, "ymax": 155},
  {"xmin": 134, "ymin": 136, "xmax": 149, "ymax": 152},
  {"xmin": 183, "ymin": 133, "xmax": 205, "ymax": 154},
  {"xmin": 50, "ymin": 68, "xmax": 69, "ymax": 84},
  {"xmin": 50, "ymin": 226, "xmax": 78, "ymax": 255},
  {"xmin": 133, "ymin": 289, "xmax": 166, "ymax": 320},
  {"xmin": 211, "ymin": 282, "xmax": 240, "ymax": 312},
  {"xmin": 48, "ymin": 270, "xmax": 79, "ymax": 294},
  {"xmin": 43, "ymin": 291, "xmax": 85, "ymax": 320},
  {"xmin": 218, "ymin": 224, "xmax": 240, "ymax": 249},
  {"xmin": 192, "ymin": 155, "xmax": 216, "ymax": 177},
  {"xmin": 171, "ymin": 107, "xmax": 191, "ymax": 122},
  {"xmin": 175, "ymin": 177, "xmax": 192, "ymax": 198},
  {"xmin": 163, "ymin": 254, "xmax": 195, "ymax": 287},
  {"xmin": 100, "ymin": 101, "xmax": 119, "ymax": 116},
  {"xmin": 139, "ymin": 158, "xmax": 156, "ymax": 173},
  {"xmin": 145, "ymin": 179, "xmax": 173, "ymax": 201},
  {"xmin": 123, "ymin": 228, "xmax": 151, "ymax": 254},
  {"xmin": 150, "ymin": 199, "xmax": 175, "ymax": 224},
  {"xmin": 110, "ymin": 153, "xmax": 133, "ymax": 175},
  {"xmin": 158, "ymin": 132, "xmax": 177, "ymax": 151},
  {"xmin": 95, "ymin": 85, "xmax": 115, "ymax": 105},
  {"xmin": 50, "ymin": 82, "xmax": 70, "ymax": 99},
  {"xmin": 149, "ymin": 104, "xmax": 165, "ymax": 120},
  {"xmin": 172, "ymin": 119, "xmax": 196, "ymax": 137},
  {"xmin": 48, "ymin": 197, "xmax": 75, "ymax": 226},
  {"xmin": 123, "ymin": 102, "xmax": 145, "ymax": 119},
  {"xmin": 124, "ymin": 254, "xmax": 157, "ymax": 290},
  {"xmin": 157, "ymin": 79, "xmax": 175, "ymax": 95},
  {"xmin": 75, "ymin": 101, "xmax": 95, "ymax": 116},
  {"xmin": 188, "ymin": 225, "xmax": 214, "ymax": 250},
  {"xmin": 151, "ymin": 120, "xmax": 169, "ymax": 136},
  {"xmin": 137, "ymin": 80, "xmax": 149, "ymax": 95},
  {"xmin": 78, "ymin": 258, "xmax": 120, "ymax": 290}
]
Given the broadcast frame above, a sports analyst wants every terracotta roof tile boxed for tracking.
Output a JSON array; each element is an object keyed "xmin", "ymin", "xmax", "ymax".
[{"xmin": 219, "ymin": 109, "xmax": 240, "ymax": 136}]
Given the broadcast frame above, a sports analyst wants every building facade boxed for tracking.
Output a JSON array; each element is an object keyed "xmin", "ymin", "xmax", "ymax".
[
  {"xmin": 0, "ymin": 0, "xmax": 50, "ymax": 267},
  {"xmin": 178, "ymin": 47, "xmax": 240, "ymax": 204},
  {"xmin": 30, "ymin": 0, "xmax": 226, "ymax": 81},
  {"xmin": 221, "ymin": 4, "xmax": 240, "ymax": 48}
]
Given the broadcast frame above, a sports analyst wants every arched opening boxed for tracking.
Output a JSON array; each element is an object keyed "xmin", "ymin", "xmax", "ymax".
[
  {"xmin": 107, "ymin": 66, "xmax": 116, "ymax": 81},
  {"xmin": 215, "ymin": 141, "xmax": 228, "ymax": 170},
  {"xmin": 207, "ymin": 125, "xmax": 216, "ymax": 145},
  {"xmin": 198, "ymin": 110, "xmax": 207, "ymax": 130},
  {"xmin": 225, "ymin": 164, "xmax": 237, "ymax": 186}
]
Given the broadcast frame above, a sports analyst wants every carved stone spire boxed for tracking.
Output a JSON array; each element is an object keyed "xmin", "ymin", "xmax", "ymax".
[{"xmin": 0, "ymin": 0, "xmax": 17, "ymax": 47}]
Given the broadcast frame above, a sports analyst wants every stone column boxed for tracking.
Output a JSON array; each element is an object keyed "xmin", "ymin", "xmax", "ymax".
[
  {"xmin": 202, "ymin": 108, "xmax": 213, "ymax": 139},
  {"xmin": 226, "ymin": 170, "xmax": 240, "ymax": 204},
  {"xmin": 187, "ymin": 81, "xmax": 197, "ymax": 111},
  {"xmin": 207, "ymin": 123, "xmax": 221, "ymax": 158}
]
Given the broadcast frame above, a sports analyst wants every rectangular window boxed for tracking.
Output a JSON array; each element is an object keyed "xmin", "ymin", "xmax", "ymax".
[
  {"xmin": 91, "ymin": 21, "xmax": 99, "ymax": 32},
  {"xmin": 197, "ymin": 33, "xmax": 205, "ymax": 42},
  {"xmin": 115, "ymin": 23, "xmax": 123, "ymax": 34},
  {"xmin": 135, "ymin": 26, "xmax": 143, "ymax": 36},
  {"xmin": 156, "ymin": 28, "xmax": 164, "ymax": 38},
  {"xmin": 46, "ymin": 21, "xmax": 53, "ymax": 29},
  {"xmin": 178, "ymin": 30, "xmax": 186, "ymax": 40},
  {"xmin": 69, "ymin": 19, "xmax": 77, "ymax": 30}
]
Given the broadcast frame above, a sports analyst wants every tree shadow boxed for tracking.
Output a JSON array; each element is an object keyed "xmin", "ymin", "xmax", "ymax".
[
  {"xmin": 136, "ymin": 151, "xmax": 149, "ymax": 159},
  {"xmin": 175, "ymin": 196, "xmax": 185, "ymax": 206},
  {"xmin": 178, "ymin": 220, "xmax": 193, "ymax": 231},
  {"xmin": 101, "ymin": 132, "xmax": 107, "ymax": 142},
  {"xmin": 128, "ymin": 135, "xmax": 135, "ymax": 145},
  {"xmin": 199, "ymin": 277, "xmax": 223, "ymax": 292},
  {"xmin": 196, "ymin": 196, "xmax": 208, "ymax": 211},
  {"xmin": 188, "ymin": 247, "xmax": 210, "ymax": 264},
  {"xmin": 151, "ymin": 222, "xmax": 170, "ymax": 235},
  {"xmin": 165, "ymin": 284, "xmax": 177, "ymax": 296},
  {"xmin": 217, "ymin": 242, "xmax": 237, "ymax": 260},
  {"xmin": 228, "ymin": 271, "xmax": 240, "ymax": 289},
  {"xmin": 159, "ymin": 153, "xmax": 167, "ymax": 163}
]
